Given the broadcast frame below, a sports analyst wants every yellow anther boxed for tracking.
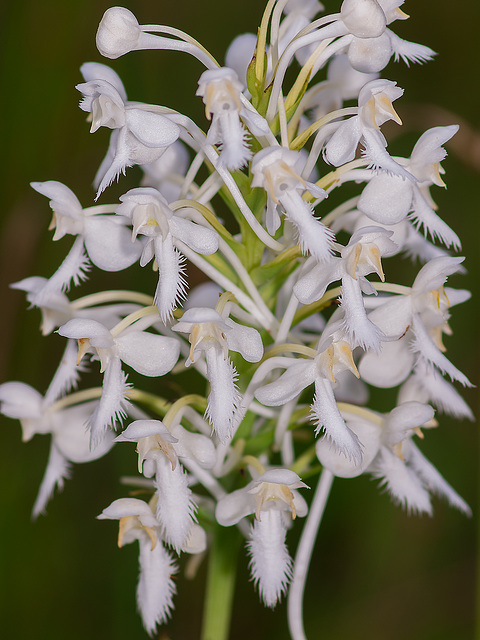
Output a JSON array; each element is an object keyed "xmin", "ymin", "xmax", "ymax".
[
  {"xmin": 378, "ymin": 94, "xmax": 402, "ymax": 125},
  {"xmin": 76, "ymin": 338, "xmax": 90, "ymax": 365}
]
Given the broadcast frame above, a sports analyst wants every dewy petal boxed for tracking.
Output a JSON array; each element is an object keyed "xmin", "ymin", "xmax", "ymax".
[
  {"xmin": 224, "ymin": 318, "xmax": 263, "ymax": 363},
  {"xmin": 137, "ymin": 538, "xmax": 177, "ymax": 636},
  {"xmin": 84, "ymin": 217, "xmax": 143, "ymax": 271},
  {"xmin": 247, "ymin": 510, "xmax": 292, "ymax": 609},
  {"xmin": 116, "ymin": 331, "xmax": 180, "ymax": 377},
  {"xmin": 255, "ymin": 360, "xmax": 317, "ymax": 407},
  {"xmin": 311, "ymin": 378, "xmax": 363, "ymax": 463},
  {"xmin": 204, "ymin": 348, "xmax": 240, "ymax": 443},
  {"xmin": 31, "ymin": 442, "xmax": 71, "ymax": 520}
]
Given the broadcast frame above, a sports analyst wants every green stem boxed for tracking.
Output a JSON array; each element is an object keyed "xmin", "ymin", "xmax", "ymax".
[{"xmin": 201, "ymin": 525, "xmax": 242, "ymax": 640}]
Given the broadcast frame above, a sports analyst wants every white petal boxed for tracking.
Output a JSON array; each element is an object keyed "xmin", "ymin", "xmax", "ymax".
[
  {"xmin": 316, "ymin": 416, "xmax": 380, "ymax": 477},
  {"xmin": 340, "ymin": 274, "xmax": 383, "ymax": 351},
  {"xmin": 216, "ymin": 486, "xmax": 255, "ymax": 526},
  {"xmin": 137, "ymin": 538, "xmax": 177, "ymax": 636},
  {"xmin": 255, "ymin": 361, "xmax": 317, "ymax": 407},
  {"xmin": 0, "ymin": 382, "xmax": 43, "ymax": 420},
  {"xmin": 324, "ymin": 117, "xmax": 362, "ymax": 166},
  {"xmin": 410, "ymin": 188, "xmax": 461, "ymax": 249},
  {"xmin": 58, "ymin": 318, "xmax": 114, "ymax": 347},
  {"xmin": 405, "ymin": 441, "xmax": 471, "ymax": 516},
  {"xmin": 84, "ymin": 217, "xmax": 143, "ymax": 271},
  {"xmin": 53, "ymin": 401, "xmax": 115, "ymax": 462},
  {"xmin": 204, "ymin": 349, "xmax": 240, "ymax": 443},
  {"xmin": 116, "ymin": 331, "xmax": 180, "ymax": 377},
  {"xmin": 31, "ymin": 442, "xmax": 71, "ymax": 520},
  {"xmin": 411, "ymin": 316, "xmax": 472, "ymax": 387},
  {"xmin": 117, "ymin": 419, "xmax": 174, "ymax": 442},
  {"xmin": 170, "ymin": 216, "xmax": 219, "ymax": 255},
  {"xmin": 224, "ymin": 318, "xmax": 263, "ymax": 363},
  {"xmin": 88, "ymin": 357, "xmax": 130, "ymax": 447},
  {"xmin": 154, "ymin": 456, "xmax": 196, "ymax": 552},
  {"xmin": 370, "ymin": 446, "xmax": 432, "ymax": 515},
  {"xmin": 98, "ymin": 497, "xmax": 158, "ymax": 528},
  {"xmin": 182, "ymin": 524, "xmax": 207, "ymax": 554},
  {"xmin": 126, "ymin": 109, "xmax": 180, "ymax": 148},
  {"xmin": 247, "ymin": 510, "xmax": 292, "ymax": 608},
  {"xmin": 170, "ymin": 424, "xmax": 216, "ymax": 469},
  {"xmin": 153, "ymin": 235, "xmax": 187, "ymax": 324},
  {"xmin": 359, "ymin": 336, "xmax": 414, "ymax": 387},
  {"xmin": 311, "ymin": 378, "xmax": 363, "ymax": 463},
  {"xmin": 80, "ymin": 62, "xmax": 127, "ymax": 101},
  {"xmin": 358, "ymin": 172, "xmax": 412, "ymax": 224}
]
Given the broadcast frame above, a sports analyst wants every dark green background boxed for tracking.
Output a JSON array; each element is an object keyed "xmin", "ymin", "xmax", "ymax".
[{"xmin": 0, "ymin": 1, "xmax": 478, "ymax": 639}]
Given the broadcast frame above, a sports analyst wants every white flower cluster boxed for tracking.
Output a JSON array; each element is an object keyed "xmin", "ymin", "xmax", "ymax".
[{"xmin": 1, "ymin": 1, "xmax": 472, "ymax": 638}]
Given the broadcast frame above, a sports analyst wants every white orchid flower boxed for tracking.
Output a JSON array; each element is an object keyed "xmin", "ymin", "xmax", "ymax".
[
  {"xmin": 256, "ymin": 323, "xmax": 363, "ymax": 462},
  {"xmin": 324, "ymin": 79, "xmax": 414, "ymax": 179},
  {"xmin": 316, "ymin": 401, "xmax": 471, "ymax": 515},
  {"xmin": 251, "ymin": 146, "xmax": 333, "ymax": 262},
  {"xmin": 173, "ymin": 305, "xmax": 263, "ymax": 443},
  {"xmin": 30, "ymin": 180, "xmax": 144, "ymax": 301},
  {"xmin": 115, "ymin": 419, "xmax": 215, "ymax": 551},
  {"xmin": 197, "ymin": 67, "xmax": 270, "ymax": 170},
  {"xmin": 0, "ymin": 342, "xmax": 114, "ymax": 518},
  {"xmin": 76, "ymin": 62, "xmax": 181, "ymax": 197},
  {"xmin": 358, "ymin": 256, "xmax": 472, "ymax": 388},
  {"xmin": 358, "ymin": 125, "xmax": 460, "ymax": 248},
  {"xmin": 294, "ymin": 226, "xmax": 398, "ymax": 350},
  {"xmin": 116, "ymin": 187, "xmax": 219, "ymax": 323},
  {"xmin": 140, "ymin": 140, "xmax": 190, "ymax": 202},
  {"xmin": 98, "ymin": 497, "xmax": 177, "ymax": 636},
  {"xmin": 216, "ymin": 468, "xmax": 308, "ymax": 608},
  {"xmin": 58, "ymin": 317, "xmax": 180, "ymax": 445}
]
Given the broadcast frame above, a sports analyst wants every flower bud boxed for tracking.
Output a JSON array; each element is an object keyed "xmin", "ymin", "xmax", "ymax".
[
  {"xmin": 341, "ymin": 0, "xmax": 386, "ymax": 38},
  {"xmin": 96, "ymin": 7, "xmax": 141, "ymax": 59}
]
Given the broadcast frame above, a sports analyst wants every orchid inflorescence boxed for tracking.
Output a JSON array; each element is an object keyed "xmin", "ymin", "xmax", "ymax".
[{"xmin": 1, "ymin": 1, "xmax": 473, "ymax": 638}]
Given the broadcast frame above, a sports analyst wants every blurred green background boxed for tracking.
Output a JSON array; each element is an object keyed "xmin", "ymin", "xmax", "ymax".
[{"xmin": 0, "ymin": 1, "xmax": 478, "ymax": 639}]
